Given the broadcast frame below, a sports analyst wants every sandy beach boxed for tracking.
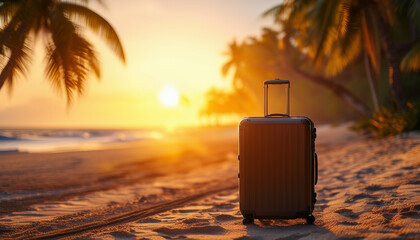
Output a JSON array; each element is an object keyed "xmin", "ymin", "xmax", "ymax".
[{"xmin": 0, "ymin": 125, "xmax": 419, "ymax": 239}]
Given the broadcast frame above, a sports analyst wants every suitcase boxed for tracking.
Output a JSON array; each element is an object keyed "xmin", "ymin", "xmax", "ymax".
[{"xmin": 238, "ymin": 79, "xmax": 318, "ymax": 224}]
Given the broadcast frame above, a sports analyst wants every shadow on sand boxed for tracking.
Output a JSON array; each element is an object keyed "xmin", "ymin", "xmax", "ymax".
[{"xmin": 243, "ymin": 219, "xmax": 339, "ymax": 239}]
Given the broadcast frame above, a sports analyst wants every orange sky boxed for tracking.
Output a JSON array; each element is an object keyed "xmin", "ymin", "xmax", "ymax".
[{"xmin": 0, "ymin": 0, "xmax": 279, "ymax": 129}]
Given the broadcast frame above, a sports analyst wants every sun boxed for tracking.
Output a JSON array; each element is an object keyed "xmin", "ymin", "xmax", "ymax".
[{"xmin": 159, "ymin": 85, "xmax": 180, "ymax": 107}]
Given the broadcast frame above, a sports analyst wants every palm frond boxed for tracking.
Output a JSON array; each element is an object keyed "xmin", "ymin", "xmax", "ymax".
[
  {"xmin": 309, "ymin": 0, "xmax": 342, "ymax": 61},
  {"xmin": 59, "ymin": 2, "xmax": 125, "ymax": 64},
  {"xmin": 45, "ymin": 42, "xmax": 63, "ymax": 93},
  {"xmin": 288, "ymin": 0, "xmax": 313, "ymax": 24},
  {"xmin": 377, "ymin": 0, "xmax": 395, "ymax": 26},
  {"xmin": 263, "ymin": 0, "xmax": 314, "ymax": 30},
  {"xmin": 318, "ymin": 7, "xmax": 363, "ymax": 77},
  {"xmin": 0, "ymin": 9, "xmax": 32, "ymax": 91},
  {"xmin": 73, "ymin": 34, "xmax": 100, "ymax": 79},
  {"xmin": 0, "ymin": 4, "xmax": 25, "ymax": 47},
  {"xmin": 400, "ymin": 40, "xmax": 420, "ymax": 72},
  {"xmin": 362, "ymin": 7, "xmax": 381, "ymax": 76},
  {"xmin": 221, "ymin": 40, "xmax": 242, "ymax": 78},
  {"xmin": 262, "ymin": 2, "xmax": 289, "ymax": 23},
  {"xmin": 73, "ymin": 0, "xmax": 106, "ymax": 8},
  {"xmin": 46, "ymin": 6, "xmax": 101, "ymax": 104},
  {"xmin": 221, "ymin": 60, "xmax": 233, "ymax": 77},
  {"xmin": 0, "ymin": 0, "xmax": 20, "ymax": 24},
  {"xmin": 407, "ymin": 0, "xmax": 420, "ymax": 30},
  {"xmin": 262, "ymin": 3, "xmax": 285, "ymax": 17},
  {"xmin": 324, "ymin": 28, "xmax": 362, "ymax": 76},
  {"xmin": 336, "ymin": 0, "xmax": 352, "ymax": 37},
  {"xmin": 3, "ymin": 38, "xmax": 32, "ymax": 91}
]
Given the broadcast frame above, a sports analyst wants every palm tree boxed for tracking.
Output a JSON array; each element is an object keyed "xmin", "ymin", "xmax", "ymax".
[
  {"xmin": 200, "ymin": 86, "xmax": 258, "ymax": 121},
  {"xmin": 221, "ymin": 40, "xmax": 242, "ymax": 83},
  {"xmin": 0, "ymin": 0, "xmax": 125, "ymax": 103},
  {"xmin": 218, "ymin": 27, "xmax": 371, "ymax": 116},
  {"xmin": 264, "ymin": 0, "xmax": 420, "ymax": 111},
  {"xmin": 221, "ymin": 39, "xmax": 262, "ymax": 109}
]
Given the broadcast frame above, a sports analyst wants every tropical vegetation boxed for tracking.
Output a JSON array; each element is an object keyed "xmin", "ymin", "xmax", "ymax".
[
  {"xmin": 0, "ymin": 0, "xmax": 125, "ymax": 103},
  {"xmin": 202, "ymin": 0, "xmax": 420, "ymax": 136},
  {"xmin": 202, "ymin": 28, "xmax": 372, "ymax": 122},
  {"xmin": 264, "ymin": 0, "xmax": 420, "ymax": 111}
]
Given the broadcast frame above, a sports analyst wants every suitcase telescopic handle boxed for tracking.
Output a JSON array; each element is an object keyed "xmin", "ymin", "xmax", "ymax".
[{"xmin": 264, "ymin": 79, "xmax": 290, "ymax": 117}]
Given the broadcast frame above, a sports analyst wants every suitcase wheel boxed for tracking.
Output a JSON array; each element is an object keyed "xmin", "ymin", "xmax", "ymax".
[
  {"xmin": 242, "ymin": 214, "xmax": 254, "ymax": 225},
  {"xmin": 242, "ymin": 218, "xmax": 254, "ymax": 225},
  {"xmin": 306, "ymin": 215, "xmax": 315, "ymax": 224}
]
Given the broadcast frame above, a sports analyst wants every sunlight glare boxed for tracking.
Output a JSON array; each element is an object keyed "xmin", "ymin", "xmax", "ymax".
[{"xmin": 159, "ymin": 85, "xmax": 180, "ymax": 107}]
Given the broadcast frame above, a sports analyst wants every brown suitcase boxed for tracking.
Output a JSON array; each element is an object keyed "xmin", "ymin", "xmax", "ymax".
[{"xmin": 238, "ymin": 79, "xmax": 317, "ymax": 224}]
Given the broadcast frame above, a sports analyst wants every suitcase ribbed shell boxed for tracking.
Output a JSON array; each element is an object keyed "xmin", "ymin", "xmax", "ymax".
[{"xmin": 239, "ymin": 117, "xmax": 315, "ymax": 219}]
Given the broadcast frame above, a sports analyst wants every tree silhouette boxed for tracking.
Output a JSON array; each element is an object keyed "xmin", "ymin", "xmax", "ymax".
[
  {"xmin": 214, "ymin": 28, "xmax": 370, "ymax": 116},
  {"xmin": 264, "ymin": 0, "xmax": 420, "ymax": 111},
  {"xmin": 202, "ymin": 27, "xmax": 372, "ymax": 120},
  {"xmin": 0, "ymin": 0, "xmax": 125, "ymax": 103}
]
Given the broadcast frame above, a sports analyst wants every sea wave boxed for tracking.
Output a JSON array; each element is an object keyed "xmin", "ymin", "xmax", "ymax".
[{"xmin": 0, "ymin": 129, "xmax": 163, "ymax": 153}]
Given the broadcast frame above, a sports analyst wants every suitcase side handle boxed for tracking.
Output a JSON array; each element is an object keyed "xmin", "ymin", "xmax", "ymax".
[
  {"xmin": 264, "ymin": 79, "xmax": 290, "ymax": 117},
  {"xmin": 314, "ymin": 152, "xmax": 318, "ymax": 185}
]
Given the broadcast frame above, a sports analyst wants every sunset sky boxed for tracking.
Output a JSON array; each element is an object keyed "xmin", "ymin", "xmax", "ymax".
[{"xmin": 0, "ymin": 0, "xmax": 279, "ymax": 129}]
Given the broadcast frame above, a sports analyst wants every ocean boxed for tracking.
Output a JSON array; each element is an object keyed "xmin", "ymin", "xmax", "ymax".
[{"xmin": 0, "ymin": 128, "xmax": 164, "ymax": 153}]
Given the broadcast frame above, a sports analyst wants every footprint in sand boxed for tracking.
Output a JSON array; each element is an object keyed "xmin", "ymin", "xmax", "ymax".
[
  {"xmin": 374, "ymin": 207, "xmax": 398, "ymax": 214},
  {"xmin": 355, "ymin": 167, "xmax": 376, "ymax": 178},
  {"xmin": 334, "ymin": 208, "xmax": 359, "ymax": 219},
  {"xmin": 382, "ymin": 213, "xmax": 395, "ymax": 221},
  {"xmin": 364, "ymin": 184, "xmax": 397, "ymax": 192},
  {"xmin": 391, "ymin": 172, "xmax": 404, "ymax": 177},
  {"xmin": 153, "ymin": 225, "xmax": 226, "ymax": 236},
  {"xmin": 213, "ymin": 203, "xmax": 236, "ymax": 209},
  {"xmin": 108, "ymin": 231, "xmax": 136, "ymax": 239},
  {"xmin": 202, "ymin": 203, "xmax": 236, "ymax": 213},
  {"xmin": 368, "ymin": 199, "xmax": 386, "ymax": 207},
  {"xmin": 315, "ymin": 204, "xmax": 329, "ymax": 211},
  {"xmin": 215, "ymin": 214, "xmax": 242, "ymax": 221},
  {"xmin": 399, "ymin": 205, "xmax": 420, "ymax": 219},
  {"xmin": 400, "ymin": 166, "xmax": 416, "ymax": 170},
  {"xmin": 137, "ymin": 218, "xmax": 161, "ymax": 223},
  {"xmin": 336, "ymin": 221, "xmax": 358, "ymax": 226},
  {"xmin": 372, "ymin": 205, "xmax": 420, "ymax": 223},
  {"xmin": 391, "ymin": 159, "xmax": 402, "ymax": 165},
  {"xmin": 172, "ymin": 209, "xmax": 200, "ymax": 213},
  {"xmin": 344, "ymin": 193, "xmax": 373, "ymax": 203},
  {"xmin": 407, "ymin": 179, "xmax": 420, "ymax": 185},
  {"xmin": 334, "ymin": 176, "xmax": 346, "ymax": 182},
  {"xmin": 400, "ymin": 211, "xmax": 420, "ymax": 219},
  {"xmin": 182, "ymin": 218, "xmax": 210, "ymax": 224}
]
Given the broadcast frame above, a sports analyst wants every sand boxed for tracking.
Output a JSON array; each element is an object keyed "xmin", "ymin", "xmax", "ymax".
[{"xmin": 0, "ymin": 125, "xmax": 419, "ymax": 239}]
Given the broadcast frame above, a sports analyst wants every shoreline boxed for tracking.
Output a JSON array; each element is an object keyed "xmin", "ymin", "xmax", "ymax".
[{"xmin": 1, "ymin": 125, "xmax": 419, "ymax": 239}]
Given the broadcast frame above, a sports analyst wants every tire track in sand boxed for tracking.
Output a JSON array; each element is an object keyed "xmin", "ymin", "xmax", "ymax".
[{"xmin": 7, "ymin": 180, "xmax": 237, "ymax": 240}]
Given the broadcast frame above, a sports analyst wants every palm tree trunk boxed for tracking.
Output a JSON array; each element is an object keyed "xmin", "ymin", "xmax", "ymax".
[
  {"xmin": 373, "ymin": 6, "xmax": 408, "ymax": 111},
  {"xmin": 280, "ymin": 31, "xmax": 371, "ymax": 116},
  {"xmin": 289, "ymin": 66, "xmax": 372, "ymax": 116},
  {"xmin": 364, "ymin": 50, "xmax": 380, "ymax": 111},
  {"xmin": 248, "ymin": 57, "xmax": 371, "ymax": 115}
]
